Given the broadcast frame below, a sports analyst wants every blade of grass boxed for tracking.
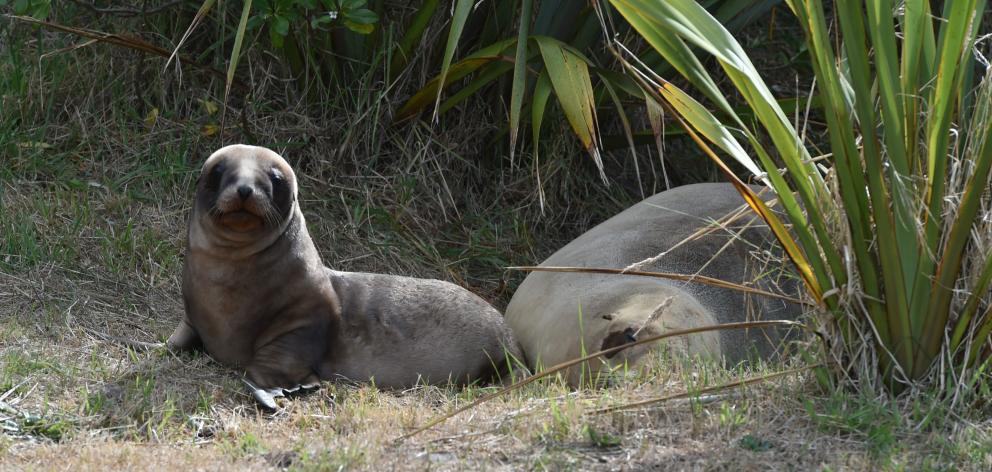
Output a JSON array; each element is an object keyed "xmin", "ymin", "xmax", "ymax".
[
  {"xmin": 652, "ymin": 79, "xmax": 824, "ymax": 301},
  {"xmin": 599, "ymin": 72, "xmax": 643, "ymax": 197},
  {"xmin": 219, "ymin": 0, "xmax": 253, "ymax": 140},
  {"xmin": 616, "ymin": 0, "xmax": 843, "ymax": 302},
  {"xmin": 432, "ymin": 0, "xmax": 475, "ymax": 122},
  {"xmin": 951, "ymin": 251, "xmax": 992, "ymax": 353},
  {"xmin": 923, "ymin": 73, "xmax": 992, "ymax": 372},
  {"xmin": 899, "ymin": 0, "xmax": 932, "ymax": 173},
  {"xmin": 864, "ymin": 0, "xmax": 908, "ymax": 174},
  {"xmin": 166, "ymin": 0, "xmax": 216, "ymax": 69},
  {"xmin": 509, "ymin": 0, "xmax": 534, "ymax": 164},
  {"xmin": 531, "ymin": 70, "xmax": 553, "ymax": 209},
  {"xmin": 389, "ymin": 0, "xmax": 439, "ymax": 81}
]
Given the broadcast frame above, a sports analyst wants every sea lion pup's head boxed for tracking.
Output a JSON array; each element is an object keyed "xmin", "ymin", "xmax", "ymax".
[{"xmin": 191, "ymin": 144, "xmax": 298, "ymax": 251}]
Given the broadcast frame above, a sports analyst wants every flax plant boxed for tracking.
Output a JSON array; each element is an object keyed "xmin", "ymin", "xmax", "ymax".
[{"xmin": 605, "ymin": 0, "xmax": 992, "ymax": 392}]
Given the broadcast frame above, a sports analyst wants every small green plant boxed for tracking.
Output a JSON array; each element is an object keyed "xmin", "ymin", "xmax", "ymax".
[
  {"xmin": 19, "ymin": 412, "xmax": 71, "ymax": 442},
  {"xmin": 805, "ymin": 393, "xmax": 904, "ymax": 459},
  {"xmin": 82, "ymin": 389, "xmax": 107, "ymax": 416},
  {"xmin": 537, "ymin": 400, "xmax": 572, "ymax": 443},
  {"xmin": 738, "ymin": 434, "xmax": 773, "ymax": 452},
  {"xmin": 718, "ymin": 401, "xmax": 748, "ymax": 430},
  {"xmin": 308, "ymin": 0, "xmax": 379, "ymax": 35},
  {"xmin": 221, "ymin": 431, "xmax": 266, "ymax": 458},
  {"xmin": 296, "ymin": 444, "xmax": 367, "ymax": 470},
  {"xmin": 583, "ymin": 424, "xmax": 622, "ymax": 448}
]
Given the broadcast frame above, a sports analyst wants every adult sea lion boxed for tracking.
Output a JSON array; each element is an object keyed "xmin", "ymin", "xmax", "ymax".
[
  {"xmin": 505, "ymin": 183, "xmax": 803, "ymax": 385},
  {"xmin": 167, "ymin": 144, "xmax": 521, "ymax": 409}
]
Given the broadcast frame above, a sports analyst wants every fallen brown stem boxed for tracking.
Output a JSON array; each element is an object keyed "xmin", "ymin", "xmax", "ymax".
[
  {"xmin": 592, "ymin": 363, "xmax": 822, "ymax": 414},
  {"xmin": 4, "ymin": 14, "xmax": 247, "ymax": 91},
  {"xmin": 507, "ymin": 265, "xmax": 809, "ymax": 305},
  {"xmin": 394, "ymin": 319, "xmax": 805, "ymax": 442},
  {"xmin": 68, "ymin": 0, "xmax": 182, "ymax": 16}
]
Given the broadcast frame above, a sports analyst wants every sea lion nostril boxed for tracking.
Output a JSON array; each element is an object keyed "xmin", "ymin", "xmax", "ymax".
[{"xmin": 237, "ymin": 185, "xmax": 253, "ymax": 199}]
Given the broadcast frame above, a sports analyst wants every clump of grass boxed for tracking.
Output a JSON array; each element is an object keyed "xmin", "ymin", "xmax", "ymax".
[{"xmin": 610, "ymin": 0, "xmax": 992, "ymax": 407}]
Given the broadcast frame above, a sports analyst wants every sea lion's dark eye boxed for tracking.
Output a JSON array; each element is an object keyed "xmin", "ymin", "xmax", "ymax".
[
  {"xmin": 270, "ymin": 167, "xmax": 292, "ymax": 215},
  {"xmin": 206, "ymin": 162, "xmax": 225, "ymax": 190},
  {"xmin": 269, "ymin": 168, "xmax": 287, "ymax": 194}
]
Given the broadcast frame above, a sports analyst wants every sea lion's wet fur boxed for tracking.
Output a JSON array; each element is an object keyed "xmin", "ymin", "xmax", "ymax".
[
  {"xmin": 505, "ymin": 183, "xmax": 803, "ymax": 385},
  {"xmin": 169, "ymin": 145, "xmax": 520, "ymax": 405}
]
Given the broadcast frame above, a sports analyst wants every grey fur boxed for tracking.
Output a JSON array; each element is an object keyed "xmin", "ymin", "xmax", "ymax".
[
  {"xmin": 505, "ymin": 183, "xmax": 803, "ymax": 385},
  {"xmin": 168, "ymin": 145, "xmax": 521, "ymax": 410}
]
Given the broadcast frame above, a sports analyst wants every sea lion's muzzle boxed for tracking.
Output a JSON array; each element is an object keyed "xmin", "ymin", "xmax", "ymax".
[
  {"xmin": 219, "ymin": 209, "xmax": 263, "ymax": 232},
  {"xmin": 214, "ymin": 184, "xmax": 270, "ymax": 233}
]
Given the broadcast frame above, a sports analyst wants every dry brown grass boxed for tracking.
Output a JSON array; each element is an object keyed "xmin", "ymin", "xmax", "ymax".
[{"xmin": 0, "ymin": 257, "xmax": 871, "ymax": 471}]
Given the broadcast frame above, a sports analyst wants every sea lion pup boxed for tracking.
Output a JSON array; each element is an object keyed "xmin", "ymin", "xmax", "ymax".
[
  {"xmin": 167, "ymin": 144, "xmax": 522, "ymax": 410},
  {"xmin": 505, "ymin": 183, "xmax": 803, "ymax": 386}
]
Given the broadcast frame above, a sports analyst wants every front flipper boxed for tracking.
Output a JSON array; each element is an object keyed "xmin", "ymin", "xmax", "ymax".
[
  {"xmin": 166, "ymin": 319, "xmax": 203, "ymax": 352},
  {"xmin": 244, "ymin": 329, "xmax": 324, "ymax": 411},
  {"xmin": 243, "ymin": 379, "xmax": 321, "ymax": 411}
]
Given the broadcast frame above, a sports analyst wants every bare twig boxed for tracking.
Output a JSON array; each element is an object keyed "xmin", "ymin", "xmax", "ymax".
[{"xmin": 82, "ymin": 327, "xmax": 165, "ymax": 351}]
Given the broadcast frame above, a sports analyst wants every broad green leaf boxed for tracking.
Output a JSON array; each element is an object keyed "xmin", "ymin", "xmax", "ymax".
[
  {"xmin": 344, "ymin": 21, "xmax": 374, "ymax": 34},
  {"xmin": 395, "ymin": 39, "xmax": 516, "ymax": 121},
  {"xmin": 339, "ymin": 0, "xmax": 366, "ymax": 10},
  {"xmin": 344, "ymin": 9, "xmax": 378, "ymax": 25},
  {"xmin": 534, "ymin": 36, "xmax": 603, "ymax": 181},
  {"xmin": 656, "ymin": 80, "xmax": 763, "ymax": 181},
  {"xmin": 440, "ymin": 62, "xmax": 515, "ymax": 115},
  {"xmin": 273, "ymin": 15, "xmax": 289, "ymax": 36}
]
